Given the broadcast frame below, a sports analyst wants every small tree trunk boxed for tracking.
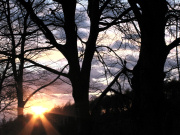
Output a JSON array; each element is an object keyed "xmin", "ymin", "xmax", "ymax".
[
  {"xmin": 17, "ymin": 100, "xmax": 25, "ymax": 128},
  {"xmin": 17, "ymin": 102, "xmax": 24, "ymax": 118},
  {"xmin": 17, "ymin": 82, "xmax": 24, "ymax": 120}
]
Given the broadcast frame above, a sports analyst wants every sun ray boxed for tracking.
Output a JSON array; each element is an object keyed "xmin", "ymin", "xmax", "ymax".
[
  {"xmin": 40, "ymin": 114, "xmax": 61, "ymax": 135},
  {"xmin": 19, "ymin": 115, "xmax": 37, "ymax": 135},
  {"xmin": 20, "ymin": 105, "xmax": 61, "ymax": 135}
]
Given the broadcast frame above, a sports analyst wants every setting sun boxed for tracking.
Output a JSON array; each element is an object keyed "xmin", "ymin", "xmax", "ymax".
[{"xmin": 30, "ymin": 106, "xmax": 48, "ymax": 115}]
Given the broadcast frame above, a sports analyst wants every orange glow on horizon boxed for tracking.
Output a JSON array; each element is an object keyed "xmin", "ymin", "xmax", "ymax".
[
  {"xmin": 40, "ymin": 114, "xmax": 60, "ymax": 135},
  {"xmin": 19, "ymin": 115, "xmax": 37, "ymax": 135}
]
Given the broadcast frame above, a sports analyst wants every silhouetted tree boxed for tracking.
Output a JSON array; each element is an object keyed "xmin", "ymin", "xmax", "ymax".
[
  {"xmin": 0, "ymin": 60, "xmax": 16, "ymax": 113},
  {"xmin": 129, "ymin": 0, "xmax": 180, "ymax": 135},
  {"xmin": 15, "ymin": 0, "xmax": 134, "ymax": 134},
  {"xmin": 0, "ymin": 0, "xmax": 57, "ymax": 120}
]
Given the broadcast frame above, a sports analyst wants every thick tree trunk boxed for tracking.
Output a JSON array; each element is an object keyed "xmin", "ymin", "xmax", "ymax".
[
  {"xmin": 131, "ymin": 29, "xmax": 168, "ymax": 135},
  {"xmin": 75, "ymin": 98, "xmax": 91, "ymax": 135},
  {"xmin": 70, "ymin": 73, "xmax": 91, "ymax": 135},
  {"xmin": 132, "ymin": 62, "xmax": 166, "ymax": 135},
  {"xmin": 130, "ymin": 1, "xmax": 168, "ymax": 134},
  {"xmin": 131, "ymin": 33, "xmax": 168, "ymax": 134}
]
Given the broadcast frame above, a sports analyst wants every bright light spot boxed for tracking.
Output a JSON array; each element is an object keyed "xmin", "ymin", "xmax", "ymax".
[{"xmin": 31, "ymin": 106, "xmax": 48, "ymax": 115}]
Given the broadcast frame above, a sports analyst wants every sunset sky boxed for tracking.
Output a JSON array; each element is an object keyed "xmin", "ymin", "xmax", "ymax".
[{"xmin": 0, "ymin": 0, "xmax": 179, "ymax": 122}]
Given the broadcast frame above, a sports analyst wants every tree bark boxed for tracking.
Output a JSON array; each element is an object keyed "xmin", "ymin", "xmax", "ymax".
[
  {"xmin": 70, "ymin": 74, "xmax": 91, "ymax": 135},
  {"xmin": 17, "ymin": 81, "xmax": 25, "ymax": 119},
  {"xmin": 17, "ymin": 83, "xmax": 25, "ymax": 128},
  {"xmin": 130, "ymin": 0, "xmax": 168, "ymax": 134},
  {"xmin": 132, "ymin": 55, "xmax": 167, "ymax": 135}
]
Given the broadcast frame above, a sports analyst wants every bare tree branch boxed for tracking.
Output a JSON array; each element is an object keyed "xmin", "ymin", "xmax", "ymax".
[
  {"xmin": 24, "ymin": 58, "xmax": 69, "ymax": 78},
  {"xmin": 167, "ymin": 37, "xmax": 180, "ymax": 51}
]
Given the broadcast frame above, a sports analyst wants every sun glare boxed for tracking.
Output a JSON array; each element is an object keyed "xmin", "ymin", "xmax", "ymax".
[{"xmin": 31, "ymin": 106, "xmax": 48, "ymax": 115}]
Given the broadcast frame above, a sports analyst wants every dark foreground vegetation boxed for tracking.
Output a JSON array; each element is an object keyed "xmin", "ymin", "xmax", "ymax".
[{"xmin": 1, "ymin": 80, "xmax": 180, "ymax": 135}]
